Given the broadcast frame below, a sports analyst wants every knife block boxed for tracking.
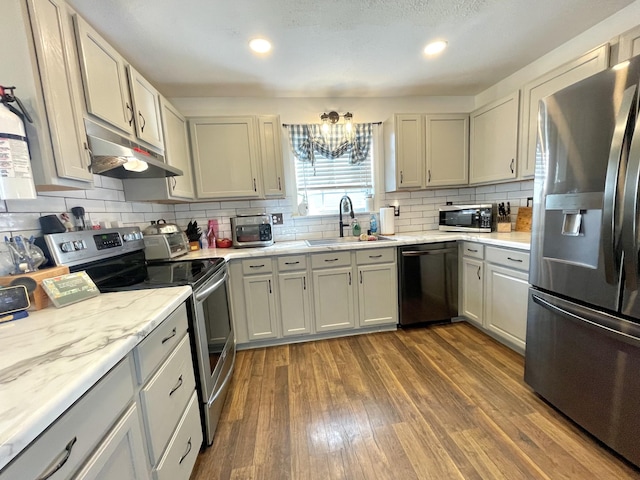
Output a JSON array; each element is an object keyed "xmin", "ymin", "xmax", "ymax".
[{"xmin": 0, "ymin": 265, "xmax": 70, "ymax": 310}]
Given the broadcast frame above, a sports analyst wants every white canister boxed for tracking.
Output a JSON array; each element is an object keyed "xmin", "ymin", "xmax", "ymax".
[{"xmin": 379, "ymin": 207, "xmax": 395, "ymax": 235}]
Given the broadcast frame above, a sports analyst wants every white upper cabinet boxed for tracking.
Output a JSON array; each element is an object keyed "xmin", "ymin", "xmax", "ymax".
[
  {"xmin": 74, "ymin": 15, "xmax": 133, "ymax": 135},
  {"xmin": 425, "ymin": 114, "xmax": 469, "ymax": 187},
  {"xmin": 469, "ymin": 91, "xmax": 519, "ymax": 185},
  {"xmin": 385, "ymin": 114, "xmax": 424, "ymax": 190},
  {"xmin": 190, "ymin": 116, "xmax": 262, "ymax": 199},
  {"xmin": 74, "ymin": 14, "xmax": 163, "ymax": 151},
  {"xmin": 122, "ymin": 96, "xmax": 194, "ymax": 202},
  {"xmin": 258, "ymin": 115, "xmax": 285, "ymax": 198},
  {"xmin": 127, "ymin": 66, "xmax": 164, "ymax": 149},
  {"xmin": 2, "ymin": 0, "xmax": 93, "ymax": 189},
  {"xmin": 519, "ymin": 45, "xmax": 609, "ymax": 178},
  {"xmin": 615, "ymin": 25, "xmax": 640, "ymax": 65},
  {"xmin": 160, "ymin": 97, "xmax": 194, "ymax": 199}
]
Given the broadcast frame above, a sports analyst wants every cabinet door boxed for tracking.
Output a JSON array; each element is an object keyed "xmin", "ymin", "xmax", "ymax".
[
  {"xmin": 258, "ymin": 115, "xmax": 285, "ymax": 198},
  {"xmin": 485, "ymin": 263, "xmax": 529, "ymax": 351},
  {"xmin": 385, "ymin": 114, "xmax": 423, "ymax": 190},
  {"xmin": 160, "ymin": 97, "xmax": 195, "ymax": 199},
  {"xmin": 461, "ymin": 257, "xmax": 483, "ymax": 327},
  {"xmin": 190, "ymin": 117, "xmax": 261, "ymax": 199},
  {"xmin": 519, "ymin": 46, "xmax": 608, "ymax": 178},
  {"xmin": 357, "ymin": 263, "xmax": 397, "ymax": 327},
  {"xmin": 618, "ymin": 25, "xmax": 640, "ymax": 64},
  {"xmin": 278, "ymin": 271, "xmax": 312, "ymax": 336},
  {"xmin": 469, "ymin": 92, "xmax": 519, "ymax": 184},
  {"xmin": 74, "ymin": 15, "xmax": 134, "ymax": 135},
  {"xmin": 243, "ymin": 274, "xmax": 278, "ymax": 340},
  {"xmin": 425, "ymin": 114, "xmax": 469, "ymax": 187},
  {"xmin": 128, "ymin": 66, "xmax": 164, "ymax": 149},
  {"xmin": 313, "ymin": 267, "xmax": 355, "ymax": 332},
  {"xmin": 28, "ymin": 0, "xmax": 92, "ymax": 182},
  {"xmin": 73, "ymin": 404, "xmax": 150, "ymax": 480}
]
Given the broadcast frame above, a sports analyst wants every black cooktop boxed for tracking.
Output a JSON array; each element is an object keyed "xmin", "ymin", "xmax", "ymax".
[{"xmin": 80, "ymin": 249, "xmax": 226, "ymax": 292}]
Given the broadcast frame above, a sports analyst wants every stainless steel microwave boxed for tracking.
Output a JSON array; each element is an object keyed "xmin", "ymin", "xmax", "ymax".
[
  {"xmin": 439, "ymin": 204, "xmax": 495, "ymax": 232},
  {"xmin": 231, "ymin": 214, "xmax": 274, "ymax": 247}
]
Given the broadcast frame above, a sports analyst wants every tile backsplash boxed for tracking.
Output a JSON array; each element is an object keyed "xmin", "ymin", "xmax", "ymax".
[{"xmin": 0, "ymin": 178, "xmax": 533, "ymax": 241}]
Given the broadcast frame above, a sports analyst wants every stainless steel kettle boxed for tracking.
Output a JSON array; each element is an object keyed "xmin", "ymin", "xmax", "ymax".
[{"xmin": 142, "ymin": 219, "xmax": 181, "ymax": 235}]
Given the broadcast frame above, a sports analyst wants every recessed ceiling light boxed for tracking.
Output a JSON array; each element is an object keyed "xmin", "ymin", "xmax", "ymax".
[
  {"xmin": 424, "ymin": 40, "xmax": 447, "ymax": 56},
  {"xmin": 249, "ymin": 38, "xmax": 272, "ymax": 54}
]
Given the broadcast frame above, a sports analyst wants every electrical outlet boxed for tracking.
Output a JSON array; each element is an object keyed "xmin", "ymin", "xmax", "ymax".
[
  {"xmin": 393, "ymin": 206, "xmax": 400, "ymax": 217},
  {"xmin": 271, "ymin": 213, "xmax": 283, "ymax": 225}
]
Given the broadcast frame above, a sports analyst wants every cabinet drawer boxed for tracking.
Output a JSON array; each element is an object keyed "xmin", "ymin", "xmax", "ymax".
[
  {"xmin": 0, "ymin": 357, "xmax": 134, "ymax": 480},
  {"xmin": 311, "ymin": 251, "xmax": 351, "ymax": 269},
  {"xmin": 241, "ymin": 258, "xmax": 273, "ymax": 275},
  {"xmin": 485, "ymin": 246, "xmax": 530, "ymax": 271},
  {"xmin": 135, "ymin": 303, "xmax": 189, "ymax": 384},
  {"xmin": 154, "ymin": 392, "xmax": 202, "ymax": 480},
  {"xmin": 140, "ymin": 335, "xmax": 196, "ymax": 465},
  {"xmin": 356, "ymin": 248, "xmax": 395, "ymax": 265},
  {"xmin": 461, "ymin": 242, "xmax": 484, "ymax": 259},
  {"xmin": 277, "ymin": 255, "xmax": 307, "ymax": 271}
]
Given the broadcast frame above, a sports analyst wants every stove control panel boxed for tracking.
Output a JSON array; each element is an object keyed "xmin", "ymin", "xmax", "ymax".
[{"xmin": 43, "ymin": 227, "xmax": 145, "ymax": 268}]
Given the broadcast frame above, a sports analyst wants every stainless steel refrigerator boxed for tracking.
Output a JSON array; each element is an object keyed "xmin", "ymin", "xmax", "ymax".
[{"xmin": 526, "ymin": 54, "xmax": 640, "ymax": 467}]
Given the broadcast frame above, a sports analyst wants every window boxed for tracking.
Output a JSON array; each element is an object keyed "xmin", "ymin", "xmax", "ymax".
[{"xmin": 291, "ymin": 125, "xmax": 376, "ymax": 216}]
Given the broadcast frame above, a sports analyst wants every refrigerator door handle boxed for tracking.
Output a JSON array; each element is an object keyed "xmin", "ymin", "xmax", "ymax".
[
  {"xmin": 603, "ymin": 85, "xmax": 637, "ymax": 284},
  {"xmin": 531, "ymin": 293, "xmax": 640, "ymax": 348},
  {"xmin": 622, "ymin": 87, "xmax": 640, "ymax": 292}
]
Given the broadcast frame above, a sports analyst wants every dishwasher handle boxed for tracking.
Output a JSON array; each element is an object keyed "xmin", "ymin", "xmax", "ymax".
[{"xmin": 401, "ymin": 248, "xmax": 457, "ymax": 256}]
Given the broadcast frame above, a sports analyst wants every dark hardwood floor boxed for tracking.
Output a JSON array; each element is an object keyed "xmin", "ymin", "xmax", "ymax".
[{"xmin": 190, "ymin": 323, "xmax": 640, "ymax": 479}]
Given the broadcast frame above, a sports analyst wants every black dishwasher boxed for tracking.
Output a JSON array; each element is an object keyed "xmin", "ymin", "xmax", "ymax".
[{"xmin": 398, "ymin": 242, "xmax": 458, "ymax": 326}]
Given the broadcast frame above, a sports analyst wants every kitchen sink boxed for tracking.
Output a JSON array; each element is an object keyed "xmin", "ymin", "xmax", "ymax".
[{"xmin": 305, "ymin": 237, "xmax": 396, "ymax": 246}]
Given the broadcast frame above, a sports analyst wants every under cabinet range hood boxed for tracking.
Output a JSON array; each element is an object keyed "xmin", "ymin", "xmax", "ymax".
[{"xmin": 84, "ymin": 121, "xmax": 183, "ymax": 179}]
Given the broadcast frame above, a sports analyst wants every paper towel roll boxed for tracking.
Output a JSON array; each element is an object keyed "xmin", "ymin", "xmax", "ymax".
[{"xmin": 379, "ymin": 207, "xmax": 395, "ymax": 235}]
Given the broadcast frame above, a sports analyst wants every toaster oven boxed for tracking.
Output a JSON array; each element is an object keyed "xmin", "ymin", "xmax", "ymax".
[{"xmin": 231, "ymin": 214, "xmax": 274, "ymax": 248}]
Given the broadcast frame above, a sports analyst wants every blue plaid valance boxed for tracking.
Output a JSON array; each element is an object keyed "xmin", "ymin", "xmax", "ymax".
[{"xmin": 286, "ymin": 123, "xmax": 374, "ymax": 165}]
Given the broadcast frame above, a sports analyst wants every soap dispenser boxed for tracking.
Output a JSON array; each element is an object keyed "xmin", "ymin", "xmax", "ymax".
[{"xmin": 351, "ymin": 218, "xmax": 361, "ymax": 237}]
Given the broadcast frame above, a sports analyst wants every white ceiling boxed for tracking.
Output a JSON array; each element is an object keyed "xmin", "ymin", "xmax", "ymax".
[{"xmin": 66, "ymin": 0, "xmax": 634, "ymax": 98}]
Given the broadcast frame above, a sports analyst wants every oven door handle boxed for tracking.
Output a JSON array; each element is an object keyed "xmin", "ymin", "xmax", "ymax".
[{"xmin": 195, "ymin": 269, "xmax": 228, "ymax": 303}]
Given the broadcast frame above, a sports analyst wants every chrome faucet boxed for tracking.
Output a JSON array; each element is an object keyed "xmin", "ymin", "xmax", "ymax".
[{"xmin": 339, "ymin": 195, "xmax": 354, "ymax": 237}]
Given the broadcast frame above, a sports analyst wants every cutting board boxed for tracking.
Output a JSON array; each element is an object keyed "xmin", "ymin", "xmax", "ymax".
[
  {"xmin": 515, "ymin": 207, "xmax": 533, "ymax": 232},
  {"xmin": 0, "ymin": 265, "xmax": 70, "ymax": 310}
]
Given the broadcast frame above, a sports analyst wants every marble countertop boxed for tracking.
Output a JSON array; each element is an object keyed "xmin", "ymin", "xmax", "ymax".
[
  {"xmin": 180, "ymin": 231, "xmax": 531, "ymax": 261},
  {"xmin": 0, "ymin": 286, "xmax": 192, "ymax": 471}
]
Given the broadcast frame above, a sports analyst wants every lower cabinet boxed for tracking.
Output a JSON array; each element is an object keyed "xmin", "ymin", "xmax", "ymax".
[
  {"xmin": 0, "ymin": 302, "xmax": 201, "ymax": 480},
  {"xmin": 73, "ymin": 404, "xmax": 149, "ymax": 480},
  {"xmin": 459, "ymin": 242, "xmax": 530, "ymax": 353},
  {"xmin": 230, "ymin": 247, "xmax": 398, "ymax": 346},
  {"xmin": 484, "ymin": 263, "xmax": 529, "ymax": 351},
  {"xmin": 277, "ymin": 255, "xmax": 312, "ymax": 336},
  {"xmin": 460, "ymin": 256, "xmax": 484, "ymax": 327},
  {"xmin": 313, "ymin": 265, "xmax": 356, "ymax": 332},
  {"xmin": 356, "ymin": 249, "xmax": 397, "ymax": 327}
]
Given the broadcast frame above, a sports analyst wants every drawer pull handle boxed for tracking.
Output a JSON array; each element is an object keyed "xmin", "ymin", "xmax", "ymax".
[
  {"xmin": 161, "ymin": 327, "xmax": 177, "ymax": 344},
  {"xmin": 360, "ymin": 271, "xmax": 363, "ymax": 284},
  {"xmin": 467, "ymin": 248, "xmax": 478, "ymax": 253},
  {"xmin": 179, "ymin": 438, "xmax": 192, "ymax": 465},
  {"xmin": 325, "ymin": 258, "xmax": 339, "ymax": 262},
  {"xmin": 284, "ymin": 261, "xmax": 300, "ymax": 265},
  {"xmin": 169, "ymin": 375, "xmax": 183, "ymax": 396},
  {"xmin": 268, "ymin": 279, "xmax": 272, "ymax": 294},
  {"xmin": 303, "ymin": 276, "xmax": 306, "ymax": 290},
  {"xmin": 369, "ymin": 254, "xmax": 383, "ymax": 258},
  {"xmin": 349, "ymin": 272, "xmax": 352, "ymax": 285},
  {"xmin": 249, "ymin": 264, "xmax": 265, "ymax": 268},
  {"xmin": 477, "ymin": 266, "xmax": 481, "ymax": 280},
  {"xmin": 37, "ymin": 436, "xmax": 77, "ymax": 480},
  {"xmin": 507, "ymin": 257, "xmax": 523, "ymax": 263}
]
